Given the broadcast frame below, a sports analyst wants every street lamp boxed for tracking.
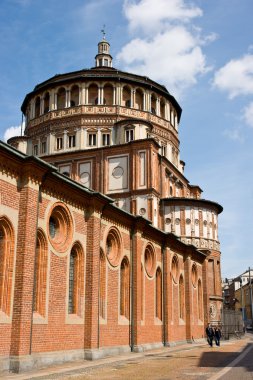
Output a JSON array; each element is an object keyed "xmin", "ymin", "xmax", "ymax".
[
  {"xmin": 249, "ymin": 267, "xmax": 253, "ymax": 327},
  {"xmin": 239, "ymin": 278, "xmax": 245, "ymax": 322}
]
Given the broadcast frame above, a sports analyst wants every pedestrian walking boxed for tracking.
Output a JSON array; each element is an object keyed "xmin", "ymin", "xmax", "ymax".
[
  {"xmin": 206, "ymin": 324, "xmax": 214, "ymax": 347},
  {"xmin": 214, "ymin": 326, "xmax": 221, "ymax": 346}
]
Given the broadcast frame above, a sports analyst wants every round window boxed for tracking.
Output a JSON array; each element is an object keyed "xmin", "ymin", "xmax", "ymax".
[
  {"xmin": 80, "ymin": 172, "xmax": 90, "ymax": 184},
  {"xmin": 192, "ymin": 264, "xmax": 197, "ymax": 287},
  {"xmin": 112, "ymin": 166, "xmax": 124, "ymax": 178},
  {"xmin": 144, "ymin": 245, "xmax": 156, "ymax": 278},
  {"xmin": 48, "ymin": 203, "xmax": 73, "ymax": 253},
  {"xmin": 171, "ymin": 255, "xmax": 179, "ymax": 283},
  {"xmin": 106, "ymin": 229, "xmax": 122, "ymax": 267}
]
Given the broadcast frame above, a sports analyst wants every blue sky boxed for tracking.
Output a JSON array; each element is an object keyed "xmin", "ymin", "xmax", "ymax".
[{"xmin": 0, "ymin": 0, "xmax": 253, "ymax": 278}]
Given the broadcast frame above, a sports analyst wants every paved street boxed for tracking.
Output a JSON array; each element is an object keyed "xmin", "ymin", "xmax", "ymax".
[{"xmin": 4, "ymin": 333, "xmax": 253, "ymax": 380}]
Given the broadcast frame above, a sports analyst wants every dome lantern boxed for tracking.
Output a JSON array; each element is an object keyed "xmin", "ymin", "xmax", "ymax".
[{"xmin": 95, "ymin": 27, "xmax": 113, "ymax": 68}]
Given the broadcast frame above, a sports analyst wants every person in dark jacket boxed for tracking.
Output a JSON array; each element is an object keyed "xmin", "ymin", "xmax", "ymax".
[
  {"xmin": 206, "ymin": 324, "xmax": 214, "ymax": 347},
  {"xmin": 214, "ymin": 327, "xmax": 222, "ymax": 346}
]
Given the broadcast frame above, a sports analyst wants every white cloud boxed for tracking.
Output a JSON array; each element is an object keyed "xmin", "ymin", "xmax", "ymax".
[
  {"xmin": 3, "ymin": 125, "xmax": 22, "ymax": 142},
  {"xmin": 213, "ymin": 54, "xmax": 253, "ymax": 98},
  {"xmin": 243, "ymin": 101, "xmax": 253, "ymax": 128},
  {"xmin": 117, "ymin": 0, "xmax": 214, "ymax": 97},
  {"xmin": 124, "ymin": 0, "xmax": 202, "ymax": 35},
  {"xmin": 223, "ymin": 127, "xmax": 244, "ymax": 143}
]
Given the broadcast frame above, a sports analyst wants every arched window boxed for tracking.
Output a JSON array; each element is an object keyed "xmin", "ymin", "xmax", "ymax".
[
  {"xmin": 135, "ymin": 89, "xmax": 144, "ymax": 110},
  {"xmin": 104, "ymin": 84, "xmax": 113, "ymax": 105},
  {"xmin": 57, "ymin": 87, "xmax": 66, "ymax": 110},
  {"xmin": 0, "ymin": 217, "xmax": 14, "ymax": 316},
  {"xmin": 160, "ymin": 99, "xmax": 166, "ymax": 118},
  {"xmin": 156, "ymin": 267, "xmax": 162, "ymax": 320},
  {"xmin": 179, "ymin": 274, "xmax": 185, "ymax": 320},
  {"xmin": 198, "ymin": 279, "xmax": 203, "ymax": 320},
  {"xmin": 68, "ymin": 243, "xmax": 84, "ymax": 316},
  {"xmin": 99, "ymin": 250, "xmax": 106, "ymax": 319},
  {"xmin": 151, "ymin": 94, "xmax": 156, "ymax": 114},
  {"xmin": 120, "ymin": 257, "xmax": 130, "ymax": 319},
  {"xmin": 44, "ymin": 92, "xmax": 50, "ymax": 113},
  {"xmin": 208, "ymin": 259, "xmax": 215, "ymax": 295},
  {"xmin": 70, "ymin": 85, "xmax": 79, "ymax": 107},
  {"xmin": 35, "ymin": 97, "xmax": 41, "ymax": 118},
  {"xmin": 88, "ymin": 84, "xmax": 99, "ymax": 105},
  {"xmin": 122, "ymin": 86, "xmax": 131, "ymax": 107},
  {"xmin": 33, "ymin": 229, "xmax": 48, "ymax": 316}
]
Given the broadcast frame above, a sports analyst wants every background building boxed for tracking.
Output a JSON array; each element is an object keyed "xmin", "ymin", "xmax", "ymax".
[{"xmin": 0, "ymin": 37, "xmax": 223, "ymax": 373}]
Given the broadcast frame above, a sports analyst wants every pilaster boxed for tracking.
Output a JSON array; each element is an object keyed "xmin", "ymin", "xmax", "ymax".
[
  {"xmin": 84, "ymin": 206, "xmax": 102, "ymax": 350},
  {"xmin": 9, "ymin": 177, "xmax": 40, "ymax": 367}
]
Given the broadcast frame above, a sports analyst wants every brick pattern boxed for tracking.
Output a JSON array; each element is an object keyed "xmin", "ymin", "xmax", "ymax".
[{"xmin": 0, "ymin": 152, "xmax": 222, "ymax": 368}]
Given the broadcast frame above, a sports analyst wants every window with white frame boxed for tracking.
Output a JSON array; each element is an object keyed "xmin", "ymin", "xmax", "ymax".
[
  {"xmin": 68, "ymin": 135, "xmax": 76, "ymax": 148},
  {"xmin": 125, "ymin": 129, "xmax": 134, "ymax": 142},
  {"xmin": 102, "ymin": 133, "xmax": 110, "ymax": 146},
  {"xmin": 88, "ymin": 133, "xmax": 97, "ymax": 147},
  {"xmin": 41, "ymin": 141, "xmax": 46, "ymax": 154},
  {"xmin": 56, "ymin": 137, "xmax": 63, "ymax": 150},
  {"xmin": 33, "ymin": 144, "xmax": 38, "ymax": 156},
  {"xmin": 161, "ymin": 145, "xmax": 166, "ymax": 156}
]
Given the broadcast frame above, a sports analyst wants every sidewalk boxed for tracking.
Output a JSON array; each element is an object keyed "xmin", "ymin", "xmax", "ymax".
[{"xmin": 4, "ymin": 334, "xmax": 252, "ymax": 380}]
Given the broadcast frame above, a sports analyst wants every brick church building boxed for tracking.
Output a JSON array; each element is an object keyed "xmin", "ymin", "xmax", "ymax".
[{"xmin": 0, "ymin": 36, "xmax": 223, "ymax": 373}]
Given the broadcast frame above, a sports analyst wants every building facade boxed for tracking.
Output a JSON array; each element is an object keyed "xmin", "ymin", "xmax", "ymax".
[{"xmin": 0, "ymin": 37, "xmax": 223, "ymax": 373}]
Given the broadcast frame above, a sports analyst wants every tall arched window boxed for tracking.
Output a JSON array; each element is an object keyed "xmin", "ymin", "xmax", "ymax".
[
  {"xmin": 57, "ymin": 87, "xmax": 66, "ymax": 110},
  {"xmin": 160, "ymin": 99, "xmax": 166, "ymax": 118},
  {"xmin": 70, "ymin": 85, "xmax": 79, "ymax": 107},
  {"xmin": 120, "ymin": 257, "xmax": 130, "ymax": 319},
  {"xmin": 99, "ymin": 250, "xmax": 106, "ymax": 319},
  {"xmin": 208, "ymin": 259, "xmax": 215, "ymax": 295},
  {"xmin": 35, "ymin": 96, "xmax": 41, "ymax": 118},
  {"xmin": 44, "ymin": 92, "xmax": 50, "ymax": 113},
  {"xmin": 135, "ymin": 89, "xmax": 144, "ymax": 110},
  {"xmin": 179, "ymin": 274, "xmax": 185, "ymax": 320},
  {"xmin": 198, "ymin": 279, "xmax": 203, "ymax": 320},
  {"xmin": 68, "ymin": 243, "xmax": 84, "ymax": 316},
  {"xmin": 122, "ymin": 86, "xmax": 131, "ymax": 107},
  {"xmin": 151, "ymin": 94, "xmax": 157, "ymax": 114},
  {"xmin": 33, "ymin": 229, "xmax": 48, "ymax": 316},
  {"xmin": 0, "ymin": 217, "xmax": 14, "ymax": 316},
  {"xmin": 88, "ymin": 84, "xmax": 99, "ymax": 105},
  {"xmin": 156, "ymin": 267, "xmax": 162, "ymax": 320},
  {"xmin": 103, "ymin": 84, "xmax": 113, "ymax": 105}
]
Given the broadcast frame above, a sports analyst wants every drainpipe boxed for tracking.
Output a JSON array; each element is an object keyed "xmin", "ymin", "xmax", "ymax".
[
  {"xmin": 130, "ymin": 227, "xmax": 135, "ymax": 351},
  {"xmin": 249, "ymin": 267, "xmax": 253, "ymax": 327},
  {"xmin": 162, "ymin": 242, "xmax": 166, "ymax": 346}
]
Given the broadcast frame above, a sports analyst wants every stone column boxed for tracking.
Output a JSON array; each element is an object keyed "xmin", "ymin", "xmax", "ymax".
[
  {"xmin": 63, "ymin": 130, "xmax": 68, "ymax": 150},
  {"xmin": 113, "ymin": 86, "xmax": 116, "ymax": 105},
  {"xmin": 98, "ymin": 87, "xmax": 101, "ymax": 105},
  {"xmin": 100, "ymin": 86, "xmax": 104, "ymax": 105},
  {"xmin": 66, "ymin": 89, "xmax": 70, "ymax": 108},
  {"xmin": 40, "ymin": 97, "xmax": 44, "ymax": 115},
  {"xmin": 156, "ymin": 98, "xmax": 160, "ymax": 116},
  {"xmin": 131, "ymin": 89, "xmax": 135, "ymax": 108}
]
